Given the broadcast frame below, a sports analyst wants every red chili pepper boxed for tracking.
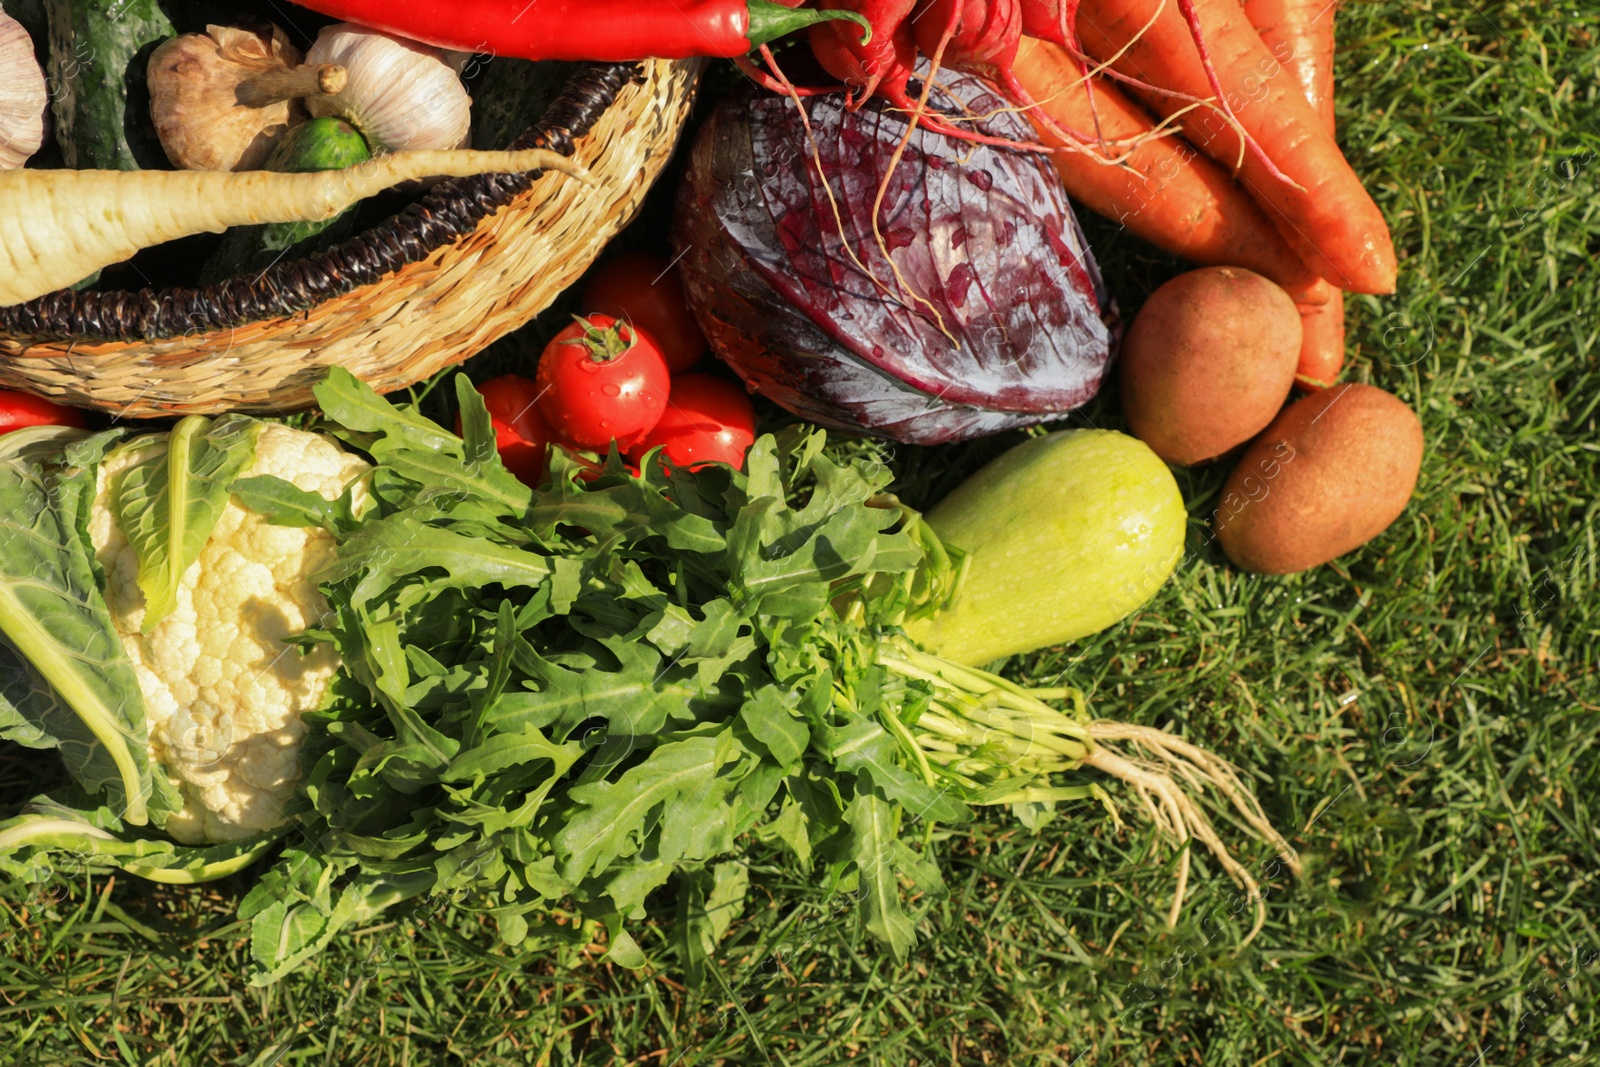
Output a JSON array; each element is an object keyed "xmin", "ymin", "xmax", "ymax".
[{"xmin": 287, "ymin": 0, "xmax": 870, "ymax": 61}]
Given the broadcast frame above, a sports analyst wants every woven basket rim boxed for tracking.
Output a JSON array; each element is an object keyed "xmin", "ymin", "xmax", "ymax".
[{"xmin": 0, "ymin": 61, "xmax": 641, "ymax": 346}]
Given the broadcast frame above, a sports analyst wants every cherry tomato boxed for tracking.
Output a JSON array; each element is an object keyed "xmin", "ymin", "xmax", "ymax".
[
  {"xmin": 465, "ymin": 375, "xmax": 553, "ymax": 486},
  {"xmin": 581, "ymin": 251, "xmax": 707, "ymax": 374},
  {"xmin": 626, "ymin": 374, "xmax": 756, "ymax": 471},
  {"xmin": 0, "ymin": 390, "xmax": 85, "ymax": 435},
  {"xmin": 535, "ymin": 315, "xmax": 670, "ymax": 451}
]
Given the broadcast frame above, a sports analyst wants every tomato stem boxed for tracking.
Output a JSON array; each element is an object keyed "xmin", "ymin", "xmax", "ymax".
[{"xmin": 566, "ymin": 316, "xmax": 636, "ymax": 363}]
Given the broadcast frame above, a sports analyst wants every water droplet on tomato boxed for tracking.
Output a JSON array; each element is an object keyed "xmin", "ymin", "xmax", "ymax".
[{"xmin": 602, "ymin": 383, "xmax": 620, "ymax": 397}]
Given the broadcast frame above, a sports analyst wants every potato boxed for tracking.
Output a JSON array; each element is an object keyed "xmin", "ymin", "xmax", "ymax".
[
  {"xmin": 1120, "ymin": 267, "xmax": 1302, "ymax": 466},
  {"xmin": 1216, "ymin": 384, "xmax": 1423, "ymax": 574}
]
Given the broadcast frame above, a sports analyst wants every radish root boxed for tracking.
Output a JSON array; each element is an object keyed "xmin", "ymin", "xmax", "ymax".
[{"xmin": 881, "ymin": 640, "xmax": 1301, "ymax": 947}]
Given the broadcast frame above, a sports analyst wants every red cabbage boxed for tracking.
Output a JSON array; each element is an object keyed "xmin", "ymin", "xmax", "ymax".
[{"xmin": 671, "ymin": 69, "xmax": 1117, "ymax": 445}]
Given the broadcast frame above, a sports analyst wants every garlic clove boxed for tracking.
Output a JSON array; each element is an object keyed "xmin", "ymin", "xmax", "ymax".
[
  {"xmin": 0, "ymin": 13, "xmax": 47, "ymax": 170},
  {"xmin": 149, "ymin": 23, "xmax": 341, "ymax": 172},
  {"xmin": 306, "ymin": 24, "xmax": 472, "ymax": 154}
]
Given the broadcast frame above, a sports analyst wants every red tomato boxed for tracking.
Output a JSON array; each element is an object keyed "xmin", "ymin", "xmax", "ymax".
[
  {"xmin": 0, "ymin": 390, "xmax": 85, "ymax": 435},
  {"xmin": 467, "ymin": 375, "xmax": 553, "ymax": 486},
  {"xmin": 626, "ymin": 374, "xmax": 756, "ymax": 471},
  {"xmin": 535, "ymin": 315, "xmax": 670, "ymax": 451},
  {"xmin": 581, "ymin": 251, "xmax": 707, "ymax": 374}
]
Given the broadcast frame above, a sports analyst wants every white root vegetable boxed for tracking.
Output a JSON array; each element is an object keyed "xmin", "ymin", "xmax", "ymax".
[{"xmin": 0, "ymin": 148, "xmax": 591, "ymax": 307}]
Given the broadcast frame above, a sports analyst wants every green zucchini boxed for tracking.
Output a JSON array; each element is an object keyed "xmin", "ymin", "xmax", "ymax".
[
  {"xmin": 201, "ymin": 117, "xmax": 371, "ymax": 283},
  {"xmin": 468, "ymin": 56, "xmax": 576, "ymax": 151},
  {"xmin": 44, "ymin": 0, "xmax": 174, "ymax": 170}
]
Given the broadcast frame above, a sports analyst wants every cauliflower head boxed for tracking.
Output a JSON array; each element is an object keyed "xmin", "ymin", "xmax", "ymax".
[{"xmin": 89, "ymin": 424, "xmax": 368, "ymax": 844}]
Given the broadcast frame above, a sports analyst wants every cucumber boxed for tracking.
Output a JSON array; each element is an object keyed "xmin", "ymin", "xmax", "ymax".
[
  {"xmin": 44, "ymin": 0, "xmax": 174, "ymax": 170},
  {"xmin": 201, "ymin": 118, "xmax": 371, "ymax": 283},
  {"xmin": 469, "ymin": 56, "xmax": 576, "ymax": 150}
]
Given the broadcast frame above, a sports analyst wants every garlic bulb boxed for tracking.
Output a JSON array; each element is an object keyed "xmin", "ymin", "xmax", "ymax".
[
  {"xmin": 306, "ymin": 24, "xmax": 471, "ymax": 153},
  {"xmin": 0, "ymin": 13, "xmax": 47, "ymax": 170},
  {"xmin": 148, "ymin": 23, "xmax": 347, "ymax": 172}
]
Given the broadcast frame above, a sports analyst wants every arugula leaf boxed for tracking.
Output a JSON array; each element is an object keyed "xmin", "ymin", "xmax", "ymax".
[
  {"xmin": 738, "ymin": 686, "xmax": 809, "ymax": 767},
  {"xmin": 760, "ymin": 797, "xmax": 813, "ymax": 865},
  {"xmin": 242, "ymin": 851, "xmax": 435, "ymax": 986},
  {"xmin": 314, "ymin": 369, "xmax": 533, "ymax": 518},
  {"xmin": 508, "ymin": 639, "xmax": 702, "ymax": 745},
  {"xmin": 845, "ymin": 791, "xmax": 917, "ymax": 959},
  {"xmin": 228, "ymin": 475, "xmax": 358, "ymax": 533},
  {"xmin": 314, "ymin": 367, "xmax": 466, "ymax": 462},
  {"xmin": 110, "ymin": 414, "xmax": 261, "ymax": 631},
  {"xmin": 675, "ymin": 859, "xmax": 749, "ymax": 988},
  {"xmin": 820, "ymin": 719, "xmax": 969, "ymax": 823},
  {"xmin": 555, "ymin": 734, "xmax": 734, "ymax": 884},
  {"xmin": 444, "ymin": 724, "xmax": 583, "ymax": 783},
  {"xmin": 319, "ymin": 514, "xmax": 554, "ymax": 608},
  {"xmin": 454, "ymin": 373, "xmax": 501, "ymax": 472}
]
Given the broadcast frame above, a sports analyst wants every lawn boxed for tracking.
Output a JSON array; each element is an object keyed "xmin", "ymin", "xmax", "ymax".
[{"xmin": 2, "ymin": 1, "xmax": 1598, "ymax": 1064}]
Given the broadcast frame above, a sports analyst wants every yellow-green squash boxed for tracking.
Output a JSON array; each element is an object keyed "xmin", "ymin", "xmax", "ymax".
[{"xmin": 905, "ymin": 429, "xmax": 1186, "ymax": 665}]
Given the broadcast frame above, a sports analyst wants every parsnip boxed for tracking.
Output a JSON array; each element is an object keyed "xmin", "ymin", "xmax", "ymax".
[{"xmin": 0, "ymin": 149, "xmax": 591, "ymax": 306}]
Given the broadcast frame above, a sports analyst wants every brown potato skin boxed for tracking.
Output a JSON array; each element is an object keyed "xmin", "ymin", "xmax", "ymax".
[
  {"xmin": 1216, "ymin": 384, "xmax": 1424, "ymax": 574},
  {"xmin": 1120, "ymin": 267, "xmax": 1303, "ymax": 466}
]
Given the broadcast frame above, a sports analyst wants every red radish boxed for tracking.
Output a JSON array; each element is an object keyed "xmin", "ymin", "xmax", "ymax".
[
  {"xmin": 913, "ymin": 0, "xmax": 1024, "ymax": 80},
  {"xmin": 787, "ymin": 1, "xmax": 1064, "ymax": 153},
  {"xmin": 1018, "ymin": 0, "xmax": 1081, "ymax": 47},
  {"xmin": 911, "ymin": 0, "xmax": 1099, "ymax": 150},
  {"xmin": 808, "ymin": 0, "xmax": 918, "ymax": 106},
  {"xmin": 741, "ymin": 0, "xmax": 1171, "ymax": 161}
]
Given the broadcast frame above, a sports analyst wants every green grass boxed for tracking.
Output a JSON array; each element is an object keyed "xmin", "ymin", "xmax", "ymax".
[{"xmin": 4, "ymin": 1, "xmax": 1599, "ymax": 1063}]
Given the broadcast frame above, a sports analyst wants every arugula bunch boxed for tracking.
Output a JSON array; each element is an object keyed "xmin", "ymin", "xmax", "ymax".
[{"xmin": 221, "ymin": 370, "xmax": 976, "ymax": 980}]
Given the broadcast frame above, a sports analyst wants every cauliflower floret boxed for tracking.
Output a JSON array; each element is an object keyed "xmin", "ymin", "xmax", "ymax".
[{"xmin": 89, "ymin": 424, "xmax": 369, "ymax": 844}]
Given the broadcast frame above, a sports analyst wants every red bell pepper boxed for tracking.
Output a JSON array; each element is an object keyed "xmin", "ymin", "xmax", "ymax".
[{"xmin": 286, "ymin": 0, "xmax": 869, "ymax": 61}]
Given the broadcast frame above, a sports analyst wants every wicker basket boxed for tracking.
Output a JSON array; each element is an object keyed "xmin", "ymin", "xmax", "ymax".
[{"xmin": 0, "ymin": 60, "xmax": 702, "ymax": 418}]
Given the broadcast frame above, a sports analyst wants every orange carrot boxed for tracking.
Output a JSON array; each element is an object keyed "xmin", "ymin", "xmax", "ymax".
[
  {"xmin": 1293, "ymin": 294, "xmax": 1345, "ymax": 388},
  {"xmin": 1014, "ymin": 36, "xmax": 1328, "ymax": 305},
  {"xmin": 1240, "ymin": 0, "xmax": 1334, "ymax": 113},
  {"xmin": 1075, "ymin": 0, "xmax": 1396, "ymax": 294},
  {"xmin": 1241, "ymin": 0, "xmax": 1346, "ymax": 387}
]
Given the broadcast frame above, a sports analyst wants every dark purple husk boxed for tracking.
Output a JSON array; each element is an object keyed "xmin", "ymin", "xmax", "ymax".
[{"xmin": 671, "ymin": 68, "xmax": 1118, "ymax": 445}]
